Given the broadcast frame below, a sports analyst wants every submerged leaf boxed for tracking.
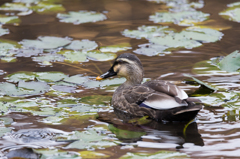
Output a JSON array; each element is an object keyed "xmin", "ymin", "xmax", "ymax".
[{"xmin": 57, "ymin": 11, "xmax": 107, "ymax": 24}]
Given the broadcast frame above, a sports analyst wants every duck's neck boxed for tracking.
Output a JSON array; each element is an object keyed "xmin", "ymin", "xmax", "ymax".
[{"xmin": 122, "ymin": 70, "xmax": 143, "ymax": 88}]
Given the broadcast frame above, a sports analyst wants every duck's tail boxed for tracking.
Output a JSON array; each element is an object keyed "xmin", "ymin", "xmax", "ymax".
[{"xmin": 156, "ymin": 98, "xmax": 202, "ymax": 122}]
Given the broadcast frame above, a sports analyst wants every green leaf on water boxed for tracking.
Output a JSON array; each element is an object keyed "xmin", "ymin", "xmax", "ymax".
[
  {"xmin": 0, "ymin": 27, "xmax": 9, "ymax": 36},
  {"xmin": 1, "ymin": 57, "xmax": 17, "ymax": 63},
  {"xmin": 108, "ymin": 124, "xmax": 146, "ymax": 139},
  {"xmin": 0, "ymin": 117, "xmax": 13, "ymax": 125},
  {"xmin": 57, "ymin": 50, "xmax": 87, "ymax": 63},
  {"xmin": 184, "ymin": 74, "xmax": 218, "ymax": 91},
  {"xmin": 0, "ymin": 3, "xmax": 29, "ymax": 11},
  {"xmin": 120, "ymin": 151, "xmax": 189, "ymax": 159},
  {"xmin": 0, "ymin": 43, "xmax": 17, "ymax": 57},
  {"xmin": 0, "ymin": 81, "xmax": 50, "ymax": 97},
  {"xmin": 5, "ymin": 71, "xmax": 36, "ymax": 82},
  {"xmin": 30, "ymin": 2, "xmax": 65, "ymax": 14},
  {"xmin": 57, "ymin": 11, "xmax": 107, "ymax": 24},
  {"xmin": 218, "ymin": 50, "xmax": 240, "ymax": 72},
  {"xmin": 35, "ymin": 72, "xmax": 68, "ymax": 82},
  {"xmin": 32, "ymin": 53, "xmax": 65, "ymax": 66},
  {"xmin": 149, "ymin": 11, "xmax": 209, "ymax": 26},
  {"xmin": 20, "ymin": 36, "xmax": 71, "ymax": 49},
  {"xmin": 87, "ymin": 50, "xmax": 116, "ymax": 61},
  {"xmin": 0, "ymin": 15, "xmax": 20, "ymax": 24},
  {"xmin": 63, "ymin": 74, "xmax": 89, "ymax": 85},
  {"xmin": 33, "ymin": 149, "xmax": 80, "ymax": 159},
  {"xmin": 65, "ymin": 129, "xmax": 117, "ymax": 149},
  {"xmin": 100, "ymin": 43, "xmax": 132, "ymax": 53},
  {"xmin": 220, "ymin": 2, "xmax": 240, "ymax": 23},
  {"xmin": 65, "ymin": 40, "xmax": 98, "ymax": 51}
]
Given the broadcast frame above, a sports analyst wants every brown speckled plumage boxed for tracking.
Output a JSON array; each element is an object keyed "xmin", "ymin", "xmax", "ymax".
[{"xmin": 98, "ymin": 53, "xmax": 202, "ymax": 122}]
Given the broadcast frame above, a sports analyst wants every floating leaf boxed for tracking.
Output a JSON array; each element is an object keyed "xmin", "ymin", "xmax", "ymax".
[
  {"xmin": 218, "ymin": 50, "xmax": 240, "ymax": 72},
  {"xmin": 184, "ymin": 74, "xmax": 218, "ymax": 91},
  {"xmin": 58, "ymin": 50, "xmax": 87, "ymax": 63},
  {"xmin": 87, "ymin": 51, "xmax": 116, "ymax": 61},
  {"xmin": 65, "ymin": 40, "xmax": 98, "ymax": 51},
  {"xmin": 13, "ymin": 0, "xmax": 40, "ymax": 4},
  {"xmin": 79, "ymin": 151, "xmax": 110, "ymax": 159},
  {"xmin": 1, "ymin": 57, "xmax": 17, "ymax": 62},
  {"xmin": 5, "ymin": 71, "xmax": 36, "ymax": 82},
  {"xmin": 0, "ymin": 3, "xmax": 29, "ymax": 11},
  {"xmin": 122, "ymin": 25, "xmax": 172, "ymax": 39},
  {"xmin": 0, "ymin": 117, "xmax": 13, "ymax": 125},
  {"xmin": 14, "ymin": 48, "xmax": 42, "ymax": 57},
  {"xmin": 0, "ymin": 27, "xmax": 9, "ymax": 36},
  {"xmin": 149, "ymin": 11, "xmax": 209, "ymax": 26},
  {"xmin": 0, "ymin": 81, "xmax": 50, "ymax": 97},
  {"xmin": 63, "ymin": 74, "xmax": 89, "ymax": 85},
  {"xmin": 120, "ymin": 151, "xmax": 189, "ymax": 159},
  {"xmin": 32, "ymin": 53, "xmax": 65, "ymax": 65},
  {"xmin": 100, "ymin": 43, "xmax": 132, "ymax": 53},
  {"xmin": 33, "ymin": 149, "xmax": 80, "ymax": 159},
  {"xmin": 65, "ymin": 129, "xmax": 117, "ymax": 149},
  {"xmin": 35, "ymin": 72, "xmax": 68, "ymax": 82},
  {"xmin": 0, "ymin": 15, "xmax": 20, "ymax": 24},
  {"xmin": 30, "ymin": 2, "xmax": 65, "ymax": 13},
  {"xmin": 20, "ymin": 36, "xmax": 71, "ymax": 49},
  {"xmin": 220, "ymin": 2, "xmax": 240, "ymax": 22},
  {"xmin": 133, "ymin": 43, "xmax": 169, "ymax": 56},
  {"xmin": 57, "ymin": 11, "xmax": 107, "ymax": 24},
  {"xmin": 0, "ymin": 43, "xmax": 17, "ymax": 57}
]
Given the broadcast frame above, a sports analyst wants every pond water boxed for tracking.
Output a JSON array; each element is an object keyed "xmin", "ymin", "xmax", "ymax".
[{"xmin": 0, "ymin": 0, "xmax": 240, "ymax": 158}]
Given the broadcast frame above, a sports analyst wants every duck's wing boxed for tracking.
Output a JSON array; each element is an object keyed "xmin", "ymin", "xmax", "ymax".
[
  {"xmin": 143, "ymin": 80, "xmax": 188, "ymax": 100},
  {"xmin": 123, "ymin": 85, "xmax": 188, "ymax": 110}
]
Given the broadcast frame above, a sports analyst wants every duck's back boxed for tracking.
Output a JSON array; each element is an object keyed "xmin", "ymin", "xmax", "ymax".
[{"xmin": 111, "ymin": 79, "xmax": 202, "ymax": 121}]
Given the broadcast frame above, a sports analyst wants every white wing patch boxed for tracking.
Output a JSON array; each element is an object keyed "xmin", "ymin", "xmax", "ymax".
[{"xmin": 142, "ymin": 93, "xmax": 188, "ymax": 110}]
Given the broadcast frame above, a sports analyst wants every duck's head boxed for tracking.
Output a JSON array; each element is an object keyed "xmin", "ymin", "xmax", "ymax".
[{"xmin": 96, "ymin": 53, "xmax": 144, "ymax": 84}]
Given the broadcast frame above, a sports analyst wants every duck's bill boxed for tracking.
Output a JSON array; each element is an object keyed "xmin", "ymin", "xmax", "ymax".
[{"xmin": 96, "ymin": 71, "xmax": 117, "ymax": 80}]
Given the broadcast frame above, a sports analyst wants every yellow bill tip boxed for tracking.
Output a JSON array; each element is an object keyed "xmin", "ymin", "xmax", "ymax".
[{"xmin": 96, "ymin": 76, "xmax": 103, "ymax": 80}]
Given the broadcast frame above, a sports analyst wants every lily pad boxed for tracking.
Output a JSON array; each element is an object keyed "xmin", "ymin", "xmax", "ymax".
[
  {"xmin": 0, "ymin": 3, "xmax": 29, "ymax": 11},
  {"xmin": 30, "ymin": 2, "xmax": 65, "ymax": 14},
  {"xmin": 32, "ymin": 53, "xmax": 65, "ymax": 65},
  {"xmin": 120, "ymin": 151, "xmax": 189, "ymax": 159},
  {"xmin": 123, "ymin": 26, "xmax": 223, "ymax": 55},
  {"xmin": 218, "ymin": 50, "xmax": 240, "ymax": 72},
  {"xmin": 1, "ymin": 57, "xmax": 17, "ymax": 63},
  {"xmin": 5, "ymin": 71, "xmax": 36, "ymax": 82},
  {"xmin": 35, "ymin": 72, "xmax": 68, "ymax": 82},
  {"xmin": 0, "ymin": 27, "xmax": 9, "ymax": 36},
  {"xmin": 20, "ymin": 36, "xmax": 71, "ymax": 49},
  {"xmin": 65, "ymin": 129, "xmax": 117, "ymax": 149},
  {"xmin": 79, "ymin": 95, "xmax": 112, "ymax": 105},
  {"xmin": 122, "ymin": 25, "xmax": 172, "ymax": 39},
  {"xmin": 0, "ymin": 15, "xmax": 20, "ymax": 24},
  {"xmin": 86, "ymin": 51, "xmax": 116, "ymax": 61},
  {"xmin": 100, "ymin": 43, "xmax": 132, "ymax": 53},
  {"xmin": 133, "ymin": 43, "xmax": 170, "ymax": 56},
  {"xmin": 0, "ymin": 117, "xmax": 13, "ymax": 125},
  {"xmin": 14, "ymin": 48, "xmax": 42, "ymax": 57},
  {"xmin": 63, "ymin": 74, "xmax": 89, "ymax": 85},
  {"xmin": 57, "ymin": 11, "xmax": 107, "ymax": 24},
  {"xmin": 150, "ymin": 11, "xmax": 209, "ymax": 26},
  {"xmin": 220, "ymin": 2, "xmax": 240, "ymax": 22},
  {"xmin": 65, "ymin": 40, "xmax": 98, "ymax": 51},
  {"xmin": 0, "ymin": 81, "xmax": 50, "ymax": 97},
  {"xmin": 58, "ymin": 50, "xmax": 87, "ymax": 63},
  {"xmin": 184, "ymin": 74, "xmax": 218, "ymax": 91},
  {"xmin": 0, "ymin": 43, "xmax": 17, "ymax": 57},
  {"xmin": 33, "ymin": 149, "xmax": 80, "ymax": 159}
]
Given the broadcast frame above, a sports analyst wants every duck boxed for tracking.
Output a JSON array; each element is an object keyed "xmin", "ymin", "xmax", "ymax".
[{"xmin": 96, "ymin": 53, "xmax": 202, "ymax": 122}]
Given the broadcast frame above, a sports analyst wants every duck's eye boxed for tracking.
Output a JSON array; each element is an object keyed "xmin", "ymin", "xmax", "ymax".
[{"xmin": 118, "ymin": 60, "xmax": 123, "ymax": 64}]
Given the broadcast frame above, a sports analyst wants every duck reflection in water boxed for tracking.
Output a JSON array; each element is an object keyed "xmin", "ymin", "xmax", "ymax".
[{"xmin": 98, "ymin": 109, "xmax": 204, "ymax": 148}]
